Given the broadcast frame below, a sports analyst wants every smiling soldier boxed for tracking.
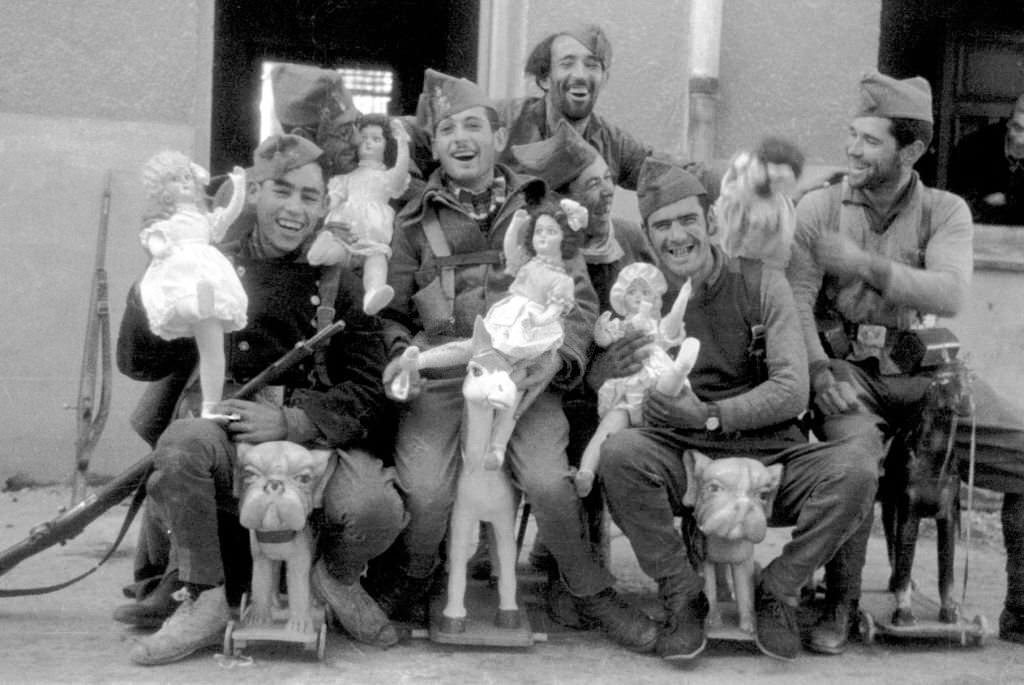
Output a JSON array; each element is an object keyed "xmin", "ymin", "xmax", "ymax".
[{"xmin": 497, "ymin": 25, "xmax": 652, "ymax": 191}]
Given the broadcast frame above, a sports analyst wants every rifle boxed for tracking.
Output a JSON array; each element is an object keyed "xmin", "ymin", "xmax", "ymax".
[
  {"xmin": 70, "ymin": 172, "xmax": 114, "ymax": 506},
  {"xmin": 0, "ymin": 320, "xmax": 346, "ymax": 592}
]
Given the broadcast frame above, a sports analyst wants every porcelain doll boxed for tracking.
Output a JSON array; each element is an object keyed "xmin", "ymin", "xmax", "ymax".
[
  {"xmin": 574, "ymin": 263, "xmax": 699, "ymax": 496},
  {"xmin": 307, "ymin": 114, "xmax": 411, "ymax": 315},
  {"xmin": 139, "ymin": 150, "xmax": 248, "ymax": 420}
]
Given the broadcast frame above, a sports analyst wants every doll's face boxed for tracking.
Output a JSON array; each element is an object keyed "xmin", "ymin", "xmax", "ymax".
[
  {"xmin": 531, "ymin": 214, "xmax": 564, "ymax": 258},
  {"xmin": 624, "ymin": 280, "xmax": 655, "ymax": 313},
  {"xmin": 358, "ymin": 124, "xmax": 386, "ymax": 164},
  {"xmin": 166, "ymin": 167, "xmax": 198, "ymax": 203}
]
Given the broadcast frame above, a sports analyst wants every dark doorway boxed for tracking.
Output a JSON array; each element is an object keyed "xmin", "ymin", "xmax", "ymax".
[
  {"xmin": 211, "ymin": 0, "xmax": 479, "ymax": 174},
  {"xmin": 878, "ymin": 0, "xmax": 1024, "ymax": 188}
]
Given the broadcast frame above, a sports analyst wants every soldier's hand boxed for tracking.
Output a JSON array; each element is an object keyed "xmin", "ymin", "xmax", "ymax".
[
  {"xmin": 585, "ymin": 328, "xmax": 653, "ymax": 392},
  {"xmin": 219, "ymin": 399, "xmax": 288, "ymax": 443},
  {"xmin": 811, "ymin": 369, "xmax": 860, "ymax": 415},
  {"xmin": 383, "ymin": 354, "xmax": 422, "ymax": 402},
  {"xmin": 642, "ymin": 387, "xmax": 707, "ymax": 430},
  {"xmin": 814, "ymin": 232, "xmax": 870, "ymax": 279}
]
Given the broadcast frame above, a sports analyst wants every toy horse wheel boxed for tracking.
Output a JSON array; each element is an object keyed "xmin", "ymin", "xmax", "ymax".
[
  {"xmin": 970, "ymin": 615, "xmax": 988, "ymax": 646},
  {"xmin": 858, "ymin": 608, "xmax": 876, "ymax": 644},
  {"xmin": 223, "ymin": 621, "xmax": 236, "ymax": 656},
  {"xmin": 317, "ymin": 623, "xmax": 328, "ymax": 660}
]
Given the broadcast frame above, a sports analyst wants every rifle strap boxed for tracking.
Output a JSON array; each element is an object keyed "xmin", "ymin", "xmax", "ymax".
[{"xmin": 0, "ymin": 475, "xmax": 149, "ymax": 597}]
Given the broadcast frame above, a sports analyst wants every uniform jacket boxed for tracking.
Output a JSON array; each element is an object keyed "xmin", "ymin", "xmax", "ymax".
[
  {"xmin": 383, "ymin": 164, "xmax": 599, "ymax": 389},
  {"xmin": 788, "ymin": 174, "xmax": 973, "ymax": 374},
  {"xmin": 117, "ymin": 233, "xmax": 392, "ymax": 455}
]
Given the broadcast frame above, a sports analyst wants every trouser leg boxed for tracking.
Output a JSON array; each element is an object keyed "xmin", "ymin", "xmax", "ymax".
[
  {"xmin": 761, "ymin": 441, "xmax": 877, "ymax": 604},
  {"xmin": 390, "ymin": 377, "xmax": 462, "ymax": 579},
  {"xmin": 146, "ymin": 418, "xmax": 238, "ymax": 587},
  {"xmin": 1004, "ymin": 493, "xmax": 1024, "ymax": 611},
  {"xmin": 509, "ymin": 391, "xmax": 613, "ymax": 597},
  {"xmin": 318, "ymin": 448, "xmax": 407, "ymax": 584},
  {"xmin": 600, "ymin": 427, "xmax": 701, "ymax": 592}
]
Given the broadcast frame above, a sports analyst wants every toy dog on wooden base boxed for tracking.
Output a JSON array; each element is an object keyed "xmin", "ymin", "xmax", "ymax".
[
  {"xmin": 236, "ymin": 441, "xmax": 333, "ymax": 634},
  {"xmin": 880, "ymin": 360, "xmax": 972, "ymax": 626},
  {"xmin": 683, "ymin": 450, "xmax": 782, "ymax": 633}
]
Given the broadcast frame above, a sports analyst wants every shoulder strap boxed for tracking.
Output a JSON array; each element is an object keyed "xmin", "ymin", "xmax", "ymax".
[
  {"xmin": 737, "ymin": 257, "xmax": 763, "ymax": 328},
  {"xmin": 422, "ymin": 206, "xmax": 456, "ymax": 307},
  {"xmin": 917, "ymin": 187, "xmax": 933, "ymax": 267}
]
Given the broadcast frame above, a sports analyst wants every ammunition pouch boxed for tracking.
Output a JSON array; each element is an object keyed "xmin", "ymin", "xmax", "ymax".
[{"xmin": 890, "ymin": 328, "xmax": 960, "ymax": 374}]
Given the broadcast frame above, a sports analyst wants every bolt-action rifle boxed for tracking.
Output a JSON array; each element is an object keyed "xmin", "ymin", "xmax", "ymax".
[
  {"xmin": 70, "ymin": 172, "xmax": 114, "ymax": 506},
  {"xmin": 0, "ymin": 320, "xmax": 346, "ymax": 595}
]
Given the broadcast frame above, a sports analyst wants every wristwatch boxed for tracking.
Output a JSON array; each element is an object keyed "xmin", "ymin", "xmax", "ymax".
[{"xmin": 704, "ymin": 402, "xmax": 722, "ymax": 433}]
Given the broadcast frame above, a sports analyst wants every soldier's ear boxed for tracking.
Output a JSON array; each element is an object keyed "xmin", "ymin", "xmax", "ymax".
[
  {"xmin": 706, "ymin": 204, "xmax": 718, "ymax": 237},
  {"xmin": 493, "ymin": 125, "xmax": 508, "ymax": 154}
]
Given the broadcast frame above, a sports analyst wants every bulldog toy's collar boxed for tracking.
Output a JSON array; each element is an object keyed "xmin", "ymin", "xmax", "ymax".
[{"xmin": 255, "ymin": 529, "xmax": 299, "ymax": 543}]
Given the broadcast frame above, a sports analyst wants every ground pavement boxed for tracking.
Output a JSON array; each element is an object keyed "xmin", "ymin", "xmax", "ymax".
[{"xmin": 0, "ymin": 484, "xmax": 1021, "ymax": 685}]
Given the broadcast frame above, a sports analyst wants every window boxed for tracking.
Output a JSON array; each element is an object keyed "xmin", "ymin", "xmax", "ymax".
[{"xmin": 258, "ymin": 61, "xmax": 394, "ymax": 142}]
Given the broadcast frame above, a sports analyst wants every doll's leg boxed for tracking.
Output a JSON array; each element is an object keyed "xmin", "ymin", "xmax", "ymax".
[
  {"xmin": 661, "ymin": 280, "xmax": 693, "ymax": 341},
  {"xmin": 576, "ymin": 409, "xmax": 631, "ymax": 497},
  {"xmin": 192, "ymin": 317, "xmax": 231, "ymax": 420},
  {"xmin": 362, "ymin": 253, "xmax": 394, "ymax": 316},
  {"xmin": 485, "ymin": 394, "xmax": 524, "ymax": 471}
]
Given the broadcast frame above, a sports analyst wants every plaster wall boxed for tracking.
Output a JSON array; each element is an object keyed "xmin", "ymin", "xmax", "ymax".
[{"xmin": 0, "ymin": 1, "xmax": 210, "ymax": 483}]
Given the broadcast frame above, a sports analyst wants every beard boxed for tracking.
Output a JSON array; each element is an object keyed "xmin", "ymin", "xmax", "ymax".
[{"xmin": 550, "ymin": 76, "xmax": 600, "ymax": 121}]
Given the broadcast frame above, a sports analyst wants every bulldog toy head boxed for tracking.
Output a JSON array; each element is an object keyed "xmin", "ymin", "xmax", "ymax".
[
  {"xmin": 236, "ymin": 441, "xmax": 333, "ymax": 533},
  {"xmin": 682, "ymin": 450, "xmax": 782, "ymax": 543}
]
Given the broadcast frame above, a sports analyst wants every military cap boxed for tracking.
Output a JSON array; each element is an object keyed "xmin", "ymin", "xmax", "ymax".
[
  {"xmin": 856, "ymin": 70, "xmax": 933, "ymax": 124},
  {"xmin": 511, "ymin": 120, "xmax": 599, "ymax": 190},
  {"xmin": 637, "ymin": 156, "xmax": 707, "ymax": 223},
  {"xmin": 272, "ymin": 63, "xmax": 357, "ymax": 130},
  {"xmin": 415, "ymin": 68, "xmax": 497, "ymax": 134},
  {"xmin": 250, "ymin": 134, "xmax": 323, "ymax": 183}
]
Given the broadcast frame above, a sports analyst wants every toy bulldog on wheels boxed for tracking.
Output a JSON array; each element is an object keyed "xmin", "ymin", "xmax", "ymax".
[{"xmin": 223, "ymin": 441, "xmax": 334, "ymax": 660}]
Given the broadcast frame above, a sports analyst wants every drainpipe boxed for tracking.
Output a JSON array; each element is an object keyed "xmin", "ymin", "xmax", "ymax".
[{"xmin": 687, "ymin": 0, "xmax": 723, "ymax": 164}]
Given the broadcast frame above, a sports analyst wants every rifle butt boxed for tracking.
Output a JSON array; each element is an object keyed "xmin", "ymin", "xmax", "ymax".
[{"xmin": 0, "ymin": 455, "xmax": 152, "ymax": 579}]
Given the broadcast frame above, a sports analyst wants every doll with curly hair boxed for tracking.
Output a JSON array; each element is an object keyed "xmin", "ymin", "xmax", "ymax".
[
  {"xmin": 138, "ymin": 150, "xmax": 248, "ymax": 420},
  {"xmin": 307, "ymin": 114, "xmax": 411, "ymax": 315},
  {"xmin": 574, "ymin": 263, "xmax": 700, "ymax": 496}
]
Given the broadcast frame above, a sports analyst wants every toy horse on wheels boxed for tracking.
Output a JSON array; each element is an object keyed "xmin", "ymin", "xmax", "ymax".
[
  {"xmin": 392, "ymin": 318, "xmax": 542, "ymax": 646},
  {"xmin": 861, "ymin": 357, "xmax": 989, "ymax": 646}
]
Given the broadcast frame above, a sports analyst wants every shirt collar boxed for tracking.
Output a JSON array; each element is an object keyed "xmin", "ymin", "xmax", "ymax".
[
  {"xmin": 842, "ymin": 171, "xmax": 920, "ymax": 234},
  {"xmin": 443, "ymin": 173, "xmax": 508, "ymax": 222}
]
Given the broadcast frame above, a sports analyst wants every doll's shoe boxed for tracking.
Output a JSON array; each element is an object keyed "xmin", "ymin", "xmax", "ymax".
[{"xmin": 363, "ymin": 285, "xmax": 394, "ymax": 316}]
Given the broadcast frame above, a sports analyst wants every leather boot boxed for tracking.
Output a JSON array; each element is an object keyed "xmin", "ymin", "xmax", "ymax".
[
  {"xmin": 574, "ymin": 588, "xmax": 659, "ymax": 653},
  {"xmin": 807, "ymin": 600, "xmax": 858, "ymax": 654},
  {"xmin": 656, "ymin": 574, "xmax": 709, "ymax": 661},
  {"xmin": 754, "ymin": 582, "xmax": 800, "ymax": 661},
  {"xmin": 1000, "ymin": 493, "xmax": 1024, "ymax": 644},
  {"xmin": 113, "ymin": 570, "xmax": 182, "ymax": 628}
]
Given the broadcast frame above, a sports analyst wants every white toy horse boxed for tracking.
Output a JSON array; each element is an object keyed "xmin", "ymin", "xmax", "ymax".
[{"xmin": 392, "ymin": 317, "xmax": 550, "ymax": 632}]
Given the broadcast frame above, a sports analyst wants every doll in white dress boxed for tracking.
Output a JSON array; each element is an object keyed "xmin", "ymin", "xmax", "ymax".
[
  {"xmin": 307, "ymin": 114, "xmax": 411, "ymax": 315},
  {"xmin": 574, "ymin": 262, "xmax": 700, "ymax": 496},
  {"xmin": 139, "ymin": 151, "xmax": 248, "ymax": 420}
]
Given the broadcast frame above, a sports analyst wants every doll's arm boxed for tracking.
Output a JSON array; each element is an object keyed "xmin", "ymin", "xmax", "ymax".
[
  {"xmin": 326, "ymin": 175, "xmax": 349, "ymax": 217},
  {"xmin": 660, "ymin": 279, "xmax": 692, "ymax": 344},
  {"xmin": 139, "ymin": 221, "xmax": 173, "ymax": 259},
  {"xmin": 502, "ymin": 209, "xmax": 531, "ymax": 276},
  {"xmin": 386, "ymin": 119, "xmax": 412, "ymax": 198},
  {"xmin": 529, "ymin": 274, "xmax": 575, "ymax": 327},
  {"xmin": 593, "ymin": 311, "xmax": 624, "ymax": 348},
  {"xmin": 209, "ymin": 167, "xmax": 247, "ymax": 242}
]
